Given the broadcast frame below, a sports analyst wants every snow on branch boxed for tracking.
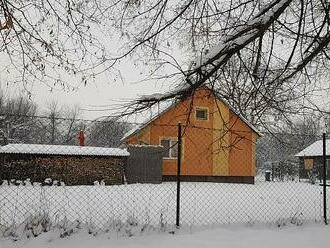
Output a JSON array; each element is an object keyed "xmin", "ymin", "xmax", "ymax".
[
  {"xmin": 190, "ymin": 0, "xmax": 293, "ymax": 77},
  {"xmin": 133, "ymin": 0, "xmax": 294, "ymax": 107}
]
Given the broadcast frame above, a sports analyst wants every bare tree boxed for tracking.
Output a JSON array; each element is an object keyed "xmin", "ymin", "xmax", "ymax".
[
  {"xmin": 62, "ymin": 105, "xmax": 82, "ymax": 145},
  {"xmin": 32, "ymin": 101, "xmax": 82, "ymax": 145},
  {"xmin": 0, "ymin": 0, "xmax": 110, "ymax": 92},
  {"xmin": 46, "ymin": 101, "xmax": 61, "ymax": 144},
  {"xmin": 257, "ymin": 114, "xmax": 321, "ymax": 174},
  {"xmin": 109, "ymin": 0, "xmax": 330, "ymax": 127},
  {"xmin": 0, "ymin": 92, "xmax": 37, "ymax": 143},
  {"xmin": 1, "ymin": 0, "xmax": 330, "ymax": 127},
  {"xmin": 87, "ymin": 118, "xmax": 132, "ymax": 147}
]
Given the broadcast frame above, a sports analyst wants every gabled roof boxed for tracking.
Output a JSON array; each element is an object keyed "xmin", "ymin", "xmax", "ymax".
[
  {"xmin": 0, "ymin": 143, "xmax": 129, "ymax": 157},
  {"xmin": 295, "ymin": 139, "xmax": 330, "ymax": 157},
  {"xmin": 121, "ymin": 101, "xmax": 179, "ymax": 141},
  {"xmin": 122, "ymin": 86, "xmax": 262, "ymax": 141},
  {"xmin": 214, "ymin": 93, "xmax": 262, "ymax": 136}
]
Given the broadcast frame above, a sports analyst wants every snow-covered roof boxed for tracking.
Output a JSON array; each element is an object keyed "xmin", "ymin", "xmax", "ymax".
[
  {"xmin": 0, "ymin": 143, "xmax": 129, "ymax": 157},
  {"xmin": 127, "ymin": 144, "xmax": 163, "ymax": 148},
  {"xmin": 121, "ymin": 101, "xmax": 176, "ymax": 142},
  {"xmin": 121, "ymin": 86, "xmax": 262, "ymax": 142},
  {"xmin": 121, "ymin": 124, "xmax": 143, "ymax": 142},
  {"xmin": 295, "ymin": 139, "xmax": 330, "ymax": 157}
]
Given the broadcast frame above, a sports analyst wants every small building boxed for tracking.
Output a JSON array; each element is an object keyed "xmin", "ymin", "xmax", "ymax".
[
  {"xmin": 122, "ymin": 86, "xmax": 262, "ymax": 184},
  {"xmin": 295, "ymin": 139, "xmax": 330, "ymax": 180},
  {"xmin": 0, "ymin": 143, "xmax": 129, "ymax": 185}
]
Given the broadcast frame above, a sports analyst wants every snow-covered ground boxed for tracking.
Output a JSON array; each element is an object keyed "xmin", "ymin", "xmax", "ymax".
[
  {"xmin": 1, "ymin": 223, "xmax": 329, "ymax": 248},
  {"xmin": 1, "ymin": 180, "xmax": 328, "ymax": 231}
]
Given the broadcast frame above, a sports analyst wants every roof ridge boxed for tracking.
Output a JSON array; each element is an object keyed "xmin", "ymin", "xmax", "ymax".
[
  {"xmin": 295, "ymin": 139, "xmax": 330, "ymax": 157},
  {"xmin": 121, "ymin": 85, "xmax": 262, "ymax": 141}
]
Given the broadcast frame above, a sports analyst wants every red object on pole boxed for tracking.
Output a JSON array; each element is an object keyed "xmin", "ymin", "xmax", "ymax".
[{"xmin": 78, "ymin": 130, "xmax": 85, "ymax": 146}]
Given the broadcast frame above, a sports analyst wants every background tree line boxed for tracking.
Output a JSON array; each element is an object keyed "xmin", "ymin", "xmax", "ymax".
[
  {"xmin": 0, "ymin": 92, "xmax": 131, "ymax": 147},
  {"xmin": 256, "ymin": 114, "xmax": 330, "ymax": 179},
  {"xmin": 1, "ymin": 89, "xmax": 329, "ymax": 179},
  {"xmin": 1, "ymin": 0, "xmax": 329, "ymax": 129}
]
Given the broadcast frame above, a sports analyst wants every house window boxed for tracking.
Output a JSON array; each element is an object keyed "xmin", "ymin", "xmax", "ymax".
[
  {"xmin": 304, "ymin": 159, "xmax": 313, "ymax": 170},
  {"xmin": 196, "ymin": 108, "xmax": 208, "ymax": 120},
  {"xmin": 160, "ymin": 139, "xmax": 178, "ymax": 159}
]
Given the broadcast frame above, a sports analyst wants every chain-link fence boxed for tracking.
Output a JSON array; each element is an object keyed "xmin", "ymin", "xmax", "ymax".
[
  {"xmin": 175, "ymin": 125, "xmax": 329, "ymax": 226},
  {"xmin": 0, "ymin": 114, "xmax": 329, "ymax": 238}
]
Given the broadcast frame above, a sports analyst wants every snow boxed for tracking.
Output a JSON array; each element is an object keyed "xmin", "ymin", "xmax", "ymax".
[
  {"xmin": 139, "ymin": 93, "xmax": 165, "ymax": 101},
  {"xmin": 193, "ymin": 0, "xmax": 291, "ymax": 69},
  {"xmin": 128, "ymin": 144, "xmax": 163, "ymax": 148},
  {"xmin": 0, "ymin": 143, "xmax": 129, "ymax": 157},
  {"xmin": 121, "ymin": 124, "xmax": 142, "ymax": 141},
  {"xmin": 1, "ymin": 178, "xmax": 329, "ymax": 247},
  {"xmin": 1, "ymin": 223, "xmax": 330, "ymax": 248},
  {"xmin": 0, "ymin": 180, "xmax": 328, "ymax": 231},
  {"xmin": 295, "ymin": 139, "xmax": 330, "ymax": 157}
]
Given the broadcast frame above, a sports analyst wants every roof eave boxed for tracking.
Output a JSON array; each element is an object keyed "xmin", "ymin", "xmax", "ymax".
[{"xmin": 121, "ymin": 85, "xmax": 262, "ymax": 140}]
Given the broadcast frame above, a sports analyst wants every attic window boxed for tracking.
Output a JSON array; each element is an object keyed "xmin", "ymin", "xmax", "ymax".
[{"xmin": 196, "ymin": 108, "xmax": 208, "ymax": 120}]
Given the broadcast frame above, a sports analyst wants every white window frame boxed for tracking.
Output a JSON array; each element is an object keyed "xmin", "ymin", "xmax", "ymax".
[
  {"xmin": 195, "ymin": 107, "xmax": 209, "ymax": 121},
  {"xmin": 160, "ymin": 138, "xmax": 178, "ymax": 159}
]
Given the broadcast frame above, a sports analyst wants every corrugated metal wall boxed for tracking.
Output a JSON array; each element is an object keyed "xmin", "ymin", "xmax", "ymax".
[{"xmin": 126, "ymin": 145, "xmax": 164, "ymax": 184}]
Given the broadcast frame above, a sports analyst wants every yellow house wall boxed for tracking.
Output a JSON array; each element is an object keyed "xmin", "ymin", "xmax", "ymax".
[
  {"xmin": 126, "ymin": 87, "xmax": 258, "ymax": 177},
  {"xmin": 212, "ymin": 99, "xmax": 230, "ymax": 176},
  {"xmin": 251, "ymin": 132, "xmax": 257, "ymax": 176},
  {"xmin": 228, "ymin": 112, "xmax": 254, "ymax": 176}
]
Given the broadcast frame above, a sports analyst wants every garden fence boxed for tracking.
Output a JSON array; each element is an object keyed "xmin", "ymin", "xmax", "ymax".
[{"xmin": 0, "ymin": 114, "xmax": 328, "ymax": 238}]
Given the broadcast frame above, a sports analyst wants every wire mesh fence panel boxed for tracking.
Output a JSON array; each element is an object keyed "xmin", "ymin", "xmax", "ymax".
[
  {"xmin": 0, "ymin": 114, "xmax": 329, "ymax": 236},
  {"xmin": 0, "ymin": 184, "xmax": 178, "ymax": 230},
  {"xmin": 178, "ymin": 126, "xmax": 327, "ymax": 226},
  {"xmin": 324, "ymin": 134, "xmax": 330, "ymax": 224},
  {"xmin": 0, "ymin": 117, "xmax": 177, "ymax": 236}
]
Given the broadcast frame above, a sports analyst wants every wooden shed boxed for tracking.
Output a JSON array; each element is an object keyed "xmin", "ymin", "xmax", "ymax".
[
  {"xmin": 0, "ymin": 143, "xmax": 129, "ymax": 185},
  {"xmin": 295, "ymin": 139, "xmax": 330, "ymax": 180}
]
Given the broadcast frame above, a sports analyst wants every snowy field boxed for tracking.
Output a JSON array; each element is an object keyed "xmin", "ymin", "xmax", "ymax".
[
  {"xmin": 1, "ymin": 223, "xmax": 330, "ymax": 248},
  {"xmin": 1, "ymin": 179, "xmax": 329, "ymax": 230}
]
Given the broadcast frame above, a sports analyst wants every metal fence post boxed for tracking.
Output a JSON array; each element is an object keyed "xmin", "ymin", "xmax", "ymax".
[
  {"xmin": 323, "ymin": 133, "xmax": 328, "ymax": 225},
  {"xmin": 176, "ymin": 123, "xmax": 182, "ymax": 228}
]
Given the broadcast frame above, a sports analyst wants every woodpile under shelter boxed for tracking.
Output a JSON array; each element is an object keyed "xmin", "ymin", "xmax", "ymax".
[{"xmin": 0, "ymin": 143, "xmax": 129, "ymax": 185}]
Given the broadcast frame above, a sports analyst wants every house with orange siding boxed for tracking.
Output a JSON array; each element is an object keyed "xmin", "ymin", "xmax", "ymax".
[{"xmin": 122, "ymin": 86, "xmax": 261, "ymax": 184}]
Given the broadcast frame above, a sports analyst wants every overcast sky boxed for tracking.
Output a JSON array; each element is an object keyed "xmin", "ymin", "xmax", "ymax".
[
  {"xmin": 0, "ymin": 55, "xmax": 176, "ymax": 120},
  {"xmin": 0, "ymin": 11, "xmax": 329, "ymax": 122},
  {"xmin": 1, "ymin": 54, "xmax": 329, "ymax": 121}
]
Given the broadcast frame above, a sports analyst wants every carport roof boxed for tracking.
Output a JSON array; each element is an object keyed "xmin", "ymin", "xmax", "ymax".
[
  {"xmin": 0, "ymin": 143, "xmax": 129, "ymax": 157},
  {"xmin": 295, "ymin": 139, "xmax": 330, "ymax": 157}
]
